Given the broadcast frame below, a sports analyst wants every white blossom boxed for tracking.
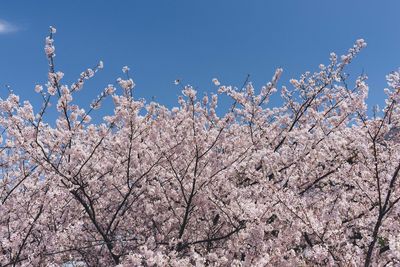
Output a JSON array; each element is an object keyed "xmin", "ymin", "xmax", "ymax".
[
  {"xmin": 122, "ymin": 66, "xmax": 130, "ymax": 73},
  {"xmin": 212, "ymin": 78, "xmax": 220, "ymax": 86},
  {"xmin": 34, "ymin": 85, "xmax": 43, "ymax": 93}
]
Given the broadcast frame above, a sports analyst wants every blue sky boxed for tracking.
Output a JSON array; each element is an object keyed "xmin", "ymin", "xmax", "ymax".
[{"xmin": 0, "ymin": 1, "xmax": 399, "ymax": 120}]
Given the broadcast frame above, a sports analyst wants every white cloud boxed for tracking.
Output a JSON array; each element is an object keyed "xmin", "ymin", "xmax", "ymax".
[{"xmin": 0, "ymin": 19, "xmax": 17, "ymax": 34}]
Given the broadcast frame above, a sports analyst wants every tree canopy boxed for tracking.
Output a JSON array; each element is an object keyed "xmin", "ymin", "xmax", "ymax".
[{"xmin": 1, "ymin": 28, "xmax": 399, "ymax": 266}]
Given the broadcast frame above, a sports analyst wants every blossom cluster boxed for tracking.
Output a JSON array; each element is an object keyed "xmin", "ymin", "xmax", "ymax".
[{"xmin": 0, "ymin": 29, "xmax": 399, "ymax": 267}]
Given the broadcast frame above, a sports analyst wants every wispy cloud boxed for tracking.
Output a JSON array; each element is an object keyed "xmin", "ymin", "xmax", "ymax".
[{"xmin": 0, "ymin": 19, "xmax": 17, "ymax": 34}]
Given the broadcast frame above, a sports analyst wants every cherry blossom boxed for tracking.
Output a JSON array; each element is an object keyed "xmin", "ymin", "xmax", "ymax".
[{"xmin": 0, "ymin": 28, "xmax": 399, "ymax": 267}]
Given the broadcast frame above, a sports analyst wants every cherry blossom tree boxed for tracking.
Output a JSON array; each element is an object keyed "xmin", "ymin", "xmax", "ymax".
[{"xmin": 0, "ymin": 27, "xmax": 399, "ymax": 266}]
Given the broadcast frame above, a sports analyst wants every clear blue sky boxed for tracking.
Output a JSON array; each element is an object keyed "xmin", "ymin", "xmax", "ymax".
[{"xmin": 0, "ymin": 1, "xmax": 399, "ymax": 119}]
